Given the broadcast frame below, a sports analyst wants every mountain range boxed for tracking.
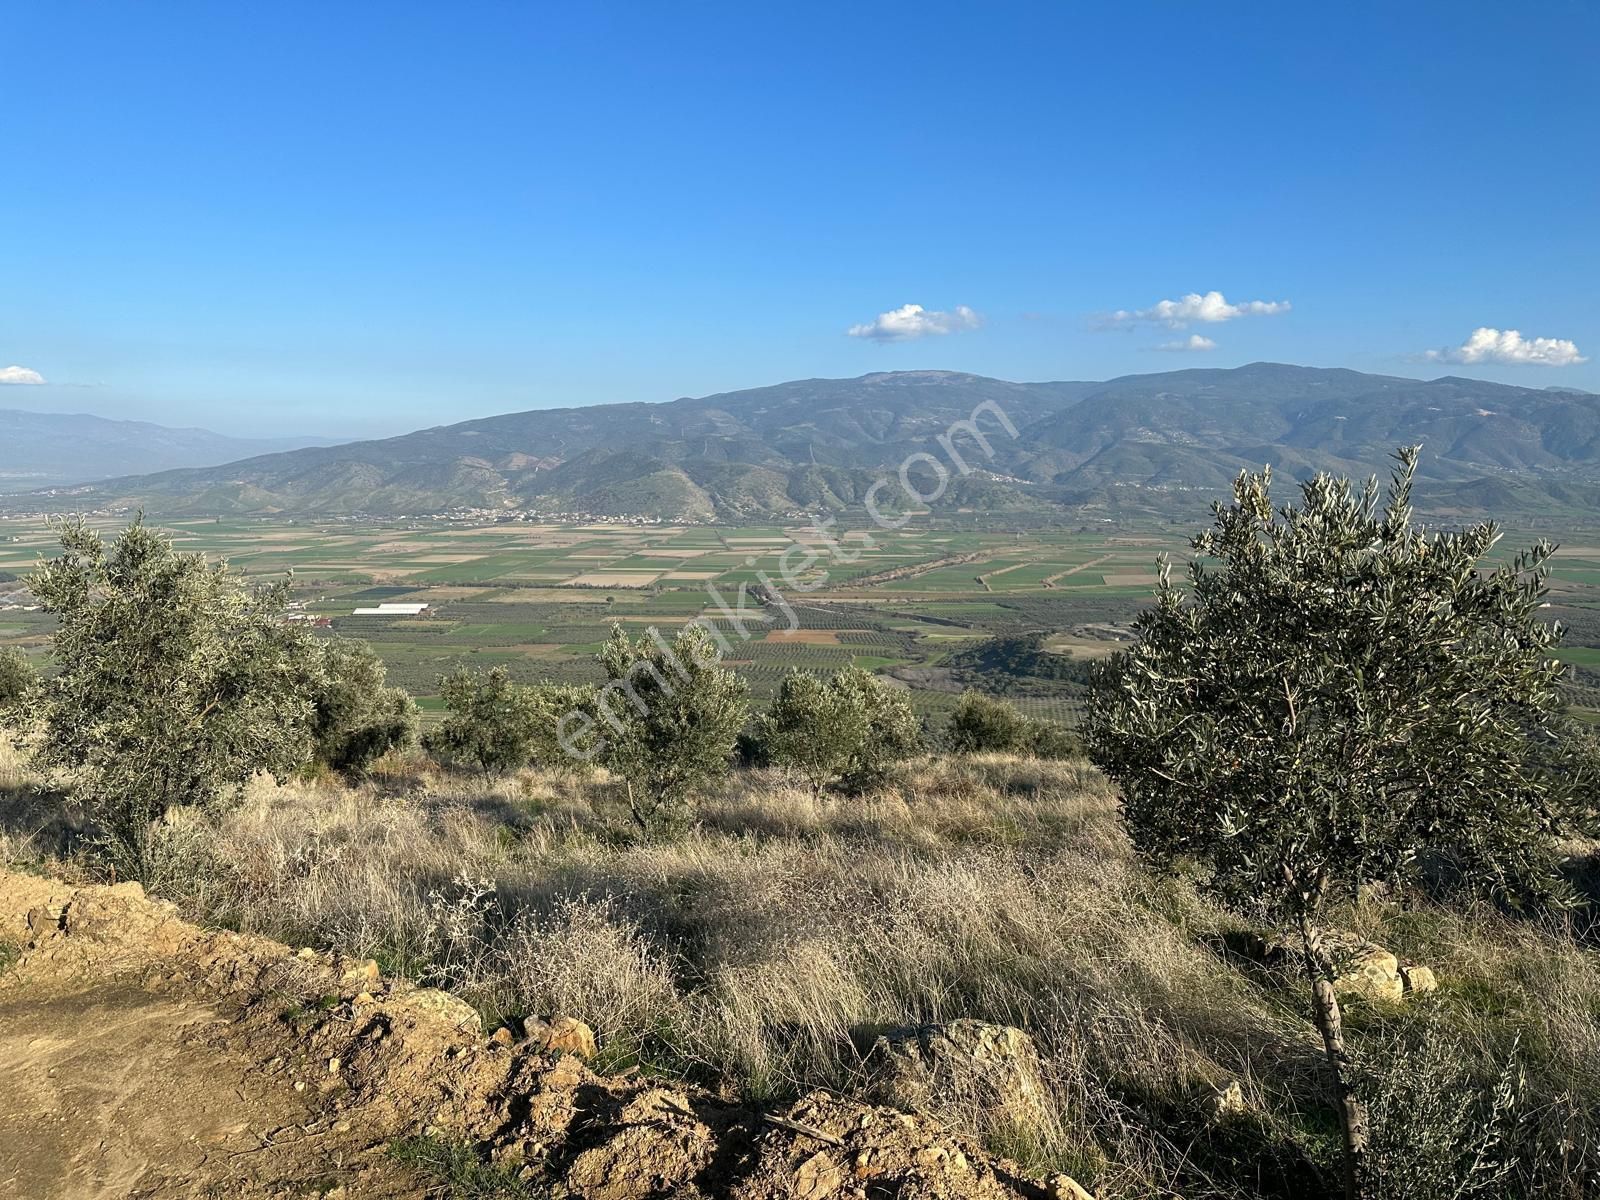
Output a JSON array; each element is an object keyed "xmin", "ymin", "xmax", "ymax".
[
  {"xmin": 9, "ymin": 364, "xmax": 1600, "ymax": 521},
  {"xmin": 0, "ymin": 409, "xmax": 344, "ymax": 491}
]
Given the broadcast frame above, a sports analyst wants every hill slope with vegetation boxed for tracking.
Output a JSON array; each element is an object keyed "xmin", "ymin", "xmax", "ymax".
[
  {"xmin": 4, "ymin": 455, "xmax": 1599, "ymax": 1199},
  {"xmin": 5, "ymin": 742, "xmax": 1598, "ymax": 1200},
  {"xmin": 20, "ymin": 364, "xmax": 1600, "ymax": 519}
]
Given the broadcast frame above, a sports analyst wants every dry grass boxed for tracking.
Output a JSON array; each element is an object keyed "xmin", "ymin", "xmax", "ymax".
[
  {"xmin": 0, "ymin": 736, "xmax": 26, "ymax": 794},
  {"xmin": 0, "ymin": 737, "xmax": 28, "ymax": 866},
  {"xmin": 0, "ymin": 734, "xmax": 81, "ymax": 871},
  {"xmin": 3, "ymin": 737, "xmax": 1598, "ymax": 1198}
]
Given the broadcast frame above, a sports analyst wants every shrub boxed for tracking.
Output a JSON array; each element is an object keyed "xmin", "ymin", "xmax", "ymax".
[
  {"xmin": 309, "ymin": 638, "xmax": 418, "ymax": 777},
  {"xmin": 495, "ymin": 895, "xmax": 684, "ymax": 1060},
  {"xmin": 27, "ymin": 518, "xmax": 316, "ymax": 877},
  {"xmin": 756, "ymin": 667, "xmax": 922, "ymax": 795},
  {"xmin": 1358, "ymin": 1022, "xmax": 1522, "ymax": 1199},
  {"xmin": 949, "ymin": 690, "xmax": 1033, "ymax": 753},
  {"xmin": 1027, "ymin": 721, "xmax": 1084, "ymax": 760},
  {"xmin": 593, "ymin": 623, "xmax": 747, "ymax": 833},
  {"xmin": 523, "ymin": 680, "xmax": 604, "ymax": 770},
  {"xmin": 1086, "ymin": 449, "xmax": 1584, "ymax": 1198},
  {"xmin": 948, "ymin": 691, "xmax": 1083, "ymax": 759}
]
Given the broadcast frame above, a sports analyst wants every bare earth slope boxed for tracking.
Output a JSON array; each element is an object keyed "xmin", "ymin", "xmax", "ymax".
[{"xmin": 0, "ymin": 871, "xmax": 1058, "ymax": 1200}]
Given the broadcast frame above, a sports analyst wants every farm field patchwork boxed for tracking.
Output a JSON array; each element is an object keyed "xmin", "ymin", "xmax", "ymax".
[{"xmin": 4, "ymin": 514, "xmax": 1599, "ymax": 724}]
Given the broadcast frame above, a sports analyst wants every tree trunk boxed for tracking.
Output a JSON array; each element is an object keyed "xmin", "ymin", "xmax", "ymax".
[
  {"xmin": 626, "ymin": 780, "xmax": 647, "ymax": 833},
  {"xmin": 1299, "ymin": 911, "xmax": 1369, "ymax": 1200}
]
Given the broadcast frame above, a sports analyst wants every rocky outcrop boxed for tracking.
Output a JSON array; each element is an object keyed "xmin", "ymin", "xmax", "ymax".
[
  {"xmin": 0, "ymin": 871, "xmax": 1059, "ymax": 1200},
  {"xmin": 1399, "ymin": 964, "xmax": 1438, "ymax": 995},
  {"xmin": 1324, "ymin": 934, "xmax": 1440, "ymax": 1003},
  {"xmin": 1232, "ymin": 926, "xmax": 1439, "ymax": 1005},
  {"xmin": 866, "ymin": 1019, "xmax": 1049, "ymax": 1130},
  {"xmin": 1326, "ymin": 935, "xmax": 1405, "ymax": 1003},
  {"xmin": 523, "ymin": 1013, "xmax": 598, "ymax": 1058}
]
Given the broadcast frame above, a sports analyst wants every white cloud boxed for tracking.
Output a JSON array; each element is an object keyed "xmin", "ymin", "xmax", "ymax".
[
  {"xmin": 0, "ymin": 365, "xmax": 46, "ymax": 385},
  {"xmin": 1156, "ymin": 334, "xmax": 1218, "ymax": 353},
  {"xmin": 1425, "ymin": 327, "xmax": 1587, "ymax": 367},
  {"xmin": 847, "ymin": 303, "xmax": 983, "ymax": 342},
  {"xmin": 1105, "ymin": 290, "xmax": 1291, "ymax": 329}
]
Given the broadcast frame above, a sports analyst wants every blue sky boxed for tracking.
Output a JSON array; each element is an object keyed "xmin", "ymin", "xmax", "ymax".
[{"xmin": 3, "ymin": 2, "xmax": 1597, "ymax": 437}]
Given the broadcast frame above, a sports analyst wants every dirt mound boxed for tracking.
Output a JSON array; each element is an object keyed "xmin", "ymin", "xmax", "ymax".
[{"xmin": 0, "ymin": 871, "xmax": 1064, "ymax": 1199}]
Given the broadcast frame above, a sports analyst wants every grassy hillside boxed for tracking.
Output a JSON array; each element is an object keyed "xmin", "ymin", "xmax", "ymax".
[{"xmin": 5, "ymin": 739, "xmax": 1595, "ymax": 1198}]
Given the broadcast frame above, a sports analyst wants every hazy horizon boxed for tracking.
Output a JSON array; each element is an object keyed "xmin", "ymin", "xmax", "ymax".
[
  {"xmin": 4, "ymin": 2, "xmax": 1597, "ymax": 440},
  {"xmin": 10, "ymin": 358, "xmax": 1596, "ymax": 446}
]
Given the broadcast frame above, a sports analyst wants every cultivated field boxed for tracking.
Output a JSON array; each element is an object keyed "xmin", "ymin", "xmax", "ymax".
[{"xmin": 4, "ymin": 514, "xmax": 1599, "ymax": 724}]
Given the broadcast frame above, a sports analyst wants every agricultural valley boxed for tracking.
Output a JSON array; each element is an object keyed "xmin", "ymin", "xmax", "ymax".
[
  {"xmin": 5, "ymin": 512, "xmax": 1600, "ymax": 728},
  {"xmin": 6, "ymin": 8, "xmax": 1600, "ymax": 1197}
]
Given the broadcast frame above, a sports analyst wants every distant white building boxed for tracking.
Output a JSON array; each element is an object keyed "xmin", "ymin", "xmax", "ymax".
[{"xmin": 352, "ymin": 602, "xmax": 431, "ymax": 616}]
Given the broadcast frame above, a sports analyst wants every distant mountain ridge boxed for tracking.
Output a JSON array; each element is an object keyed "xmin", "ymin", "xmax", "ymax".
[
  {"xmin": 0, "ymin": 409, "xmax": 345, "ymax": 491},
  {"xmin": 16, "ymin": 364, "xmax": 1600, "ymax": 520}
]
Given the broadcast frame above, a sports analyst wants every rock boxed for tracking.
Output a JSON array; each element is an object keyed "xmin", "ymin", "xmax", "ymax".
[
  {"xmin": 1400, "ymin": 964, "xmax": 1438, "ymax": 994},
  {"xmin": 1048, "ymin": 1173, "xmax": 1094, "ymax": 1200},
  {"xmin": 1326, "ymin": 934, "xmax": 1404, "ymax": 1003},
  {"xmin": 564, "ymin": 1116, "xmax": 710, "ymax": 1200},
  {"xmin": 794, "ymin": 1150, "xmax": 844, "ymax": 1199},
  {"xmin": 25, "ymin": 904, "xmax": 60, "ymax": 941},
  {"xmin": 523, "ymin": 1014, "xmax": 597, "ymax": 1059},
  {"xmin": 341, "ymin": 958, "xmax": 381, "ymax": 987},
  {"xmin": 866, "ymin": 1019, "xmax": 1047, "ymax": 1129},
  {"xmin": 490, "ymin": 1026, "xmax": 516, "ymax": 1048},
  {"xmin": 618, "ymin": 1087, "xmax": 693, "ymax": 1124},
  {"xmin": 397, "ymin": 987, "xmax": 483, "ymax": 1033},
  {"xmin": 51, "ymin": 886, "xmax": 184, "ymax": 954}
]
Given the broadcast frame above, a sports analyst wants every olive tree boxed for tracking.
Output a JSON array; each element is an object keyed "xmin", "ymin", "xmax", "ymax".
[
  {"xmin": 593, "ymin": 623, "xmax": 747, "ymax": 832},
  {"xmin": 425, "ymin": 666, "xmax": 597, "ymax": 779},
  {"xmin": 28, "ymin": 518, "xmax": 317, "ymax": 877},
  {"xmin": 1085, "ymin": 450, "xmax": 1582, "ymax": 1199},
  {"xmin": 0, "ymin": 646, "xmax": 36, "ymax": 720},
  {"xmin": 757, "ymin": 667, "xmax": 922, "ymax": 795},
  {"xmin": 427, "ymin": 667, "xmax": 533, "ymax": 779},
  {"xmin": 309, "ymin": 638, "xmax": 418, "ymax": 777},
  {"xmin": 948, "ymin": 690, "xmax": 1082, "ymax": 759},
  {"xmin": 947, "ymin": 690, "xmax": 1032, "ymax": 753},
  {"xmin": 520, "ymin": 680, "xmax": 601, "ymax": 769}
]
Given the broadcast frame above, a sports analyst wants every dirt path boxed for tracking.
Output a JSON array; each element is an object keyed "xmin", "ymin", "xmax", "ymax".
[
  {"xmin": 0, "ymin": 874, "xmax": 422, "ymax": 1199},
  {"xmin": 0, "ymin": 872, "xmax": 1062, "ymax": 1200},
  {"xmin": 0, "ymin": 979, "xmax": 422, "ymax": 1199}
]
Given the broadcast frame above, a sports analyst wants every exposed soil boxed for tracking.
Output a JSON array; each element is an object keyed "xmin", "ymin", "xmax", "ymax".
[{"xmin": 0, "ymin": 871, "xmax": 1061, "ymax": 1200}]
